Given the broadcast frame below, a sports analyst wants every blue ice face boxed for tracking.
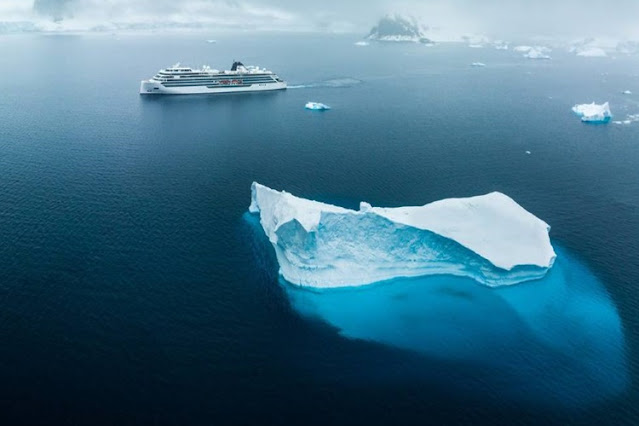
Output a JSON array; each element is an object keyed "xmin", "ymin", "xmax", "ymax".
[{"xmin": 281, "ymin": 246, "xmax": 627, "ymax": 407}]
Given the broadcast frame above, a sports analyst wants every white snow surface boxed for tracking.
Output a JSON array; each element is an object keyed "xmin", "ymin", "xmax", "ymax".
[
  {"xmin": 249, "ymin": 183, "xmax": 556, "ymax": 288},
  {"xmin": 572, "ymin": 102, "xmax": 612, "ymax": 122}
]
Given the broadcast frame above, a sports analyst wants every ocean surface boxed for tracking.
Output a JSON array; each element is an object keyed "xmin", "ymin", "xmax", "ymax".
[{"xmin": 1, "ymin": 32, "xmax": 639, "ymax": 425}]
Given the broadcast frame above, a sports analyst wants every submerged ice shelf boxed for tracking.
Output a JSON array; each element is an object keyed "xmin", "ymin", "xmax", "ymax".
[
  {"xmin": 280, "ymin": 245, "xmax": 627, "ymax": 406},
  {"xmin": 249, "ymin": 183, "xmax": 556, "ymax": 288}
]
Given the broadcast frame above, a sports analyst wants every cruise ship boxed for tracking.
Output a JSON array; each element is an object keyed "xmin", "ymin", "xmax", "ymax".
[{"xmin": 140, "ymin": 61, "xmax": 286, "ymax": 95}]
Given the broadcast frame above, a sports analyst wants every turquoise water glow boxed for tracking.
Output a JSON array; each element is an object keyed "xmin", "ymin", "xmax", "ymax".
[{"xmin": 281, "ymin": 245, "xmax": 627, "ymax": 407}]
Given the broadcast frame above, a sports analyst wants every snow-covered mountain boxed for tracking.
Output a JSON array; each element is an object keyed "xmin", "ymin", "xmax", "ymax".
[{"xmin": 366, "ymin": 15, "xmax": 433, "ymax": 44}]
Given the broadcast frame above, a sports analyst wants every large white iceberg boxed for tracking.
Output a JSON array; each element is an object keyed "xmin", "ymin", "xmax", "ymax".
[
  {"xmin": 572, "ymin": 102, "xmax": 612, "ymax": 123},
  {"xmin": 249, "ymin": 183, "xmax": 556, "ymax": 288}
]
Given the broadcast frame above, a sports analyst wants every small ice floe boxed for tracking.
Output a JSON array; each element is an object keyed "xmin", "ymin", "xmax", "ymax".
[
  {"xmin": 354, "ymin": 41, "xmax": 370, "ymax": 46},
  {"xmin": 572, "ymin": 102, "xmax": 612, "ymax": 123},
  {"xmin": 206, "ymin": 39, "xmax": 217, "ymax": 44},
  {"xmin": 471, "ymin": 62, "xmax": 486, "ymax": 67},
  {"xmin": 305, "ymin": 102, "xmax": 331, "ymax": 111},
  {"xmin": 623, "ymin": 90, "xmax": 632, "ymax": 95},
  {"xmin": 525, "ymin": 151, "xmax": 532, "ymax": 155}
]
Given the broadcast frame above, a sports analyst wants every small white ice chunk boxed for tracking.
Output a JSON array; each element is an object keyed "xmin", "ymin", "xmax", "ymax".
[
  {"xmin": 305, "ymin": 102, "xmax": 331, "ymax": 110},
  {"xmin": 572, "ymin": 102, "xmax": 612, "ymax": 123}
]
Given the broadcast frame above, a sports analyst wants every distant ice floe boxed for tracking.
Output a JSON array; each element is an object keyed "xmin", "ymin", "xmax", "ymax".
[
  {"xmin": 613, "ymin": 114, "xmax": 639, "ymax": 125},
  {"xmin": 305, "ymin": 102, "xmax": 330, "ymax": 111},
  {"xmin": 493, "ymin": 40, "xmax": 509, "ymax": 50},
  {"xmin": 617, "ymin": 40, "xmax": 639, "ymax": 55},
  {"xmin": 623, "ymin": 90, "xmax": 632, "ymax": 95},
  {"xmin": 525, "ymin": 47, "xmax": 552, "ymax": 60},
  {"xmin": 572, "ymin": 102, "xmax": 612, "ymax": 123},
  {"xmin": 249, "ymin": 182, "xmax": 556, "ymax": 288},
  {"xmin": 462, "ymin": 34, "xmax": 490, "ymax": 49},
  {"xmin": 206, "ymin": 39, "xmax": 217, "ymax": 44},
  {"xmin": 288, "ymin": 78, "xmax": 362, "ymax": 90},
  {"xmin": 576, "ymin": 47, "xmax": 607, "ymax": 57},
  {"xmin": 354, "ymin": 41, "xmax": 370, "ymax": 46},
  {"xmin": 514, "ymin": 45, "xmax": 552, "ymax": 59},
  {"xmin": 471, "ymin": 62, "xmax": 486, "ymax": 67},
  {"xmin": 513, "ymin": 45, "xmax": 533, "ymax": 52}
]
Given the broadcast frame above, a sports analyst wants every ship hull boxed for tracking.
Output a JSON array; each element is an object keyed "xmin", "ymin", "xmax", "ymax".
[{"xmin": 140, "ymin": 80, "xmax": 287, "ymax": 95}]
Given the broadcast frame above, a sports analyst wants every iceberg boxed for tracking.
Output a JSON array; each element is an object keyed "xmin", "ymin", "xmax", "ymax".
[
  {"xmin": 305, "ymin": 102, "xmax": 330, "ymax": 111},
  {"xmin": 471, "ymin": 62, "xmax": 486, "ymax": 67},
  {"xmin": 572, "ymin": 102, "xmax": 612, "ymax": 123},
  {"xmin": 623, "ymin": 90, "xmax": 632, "ymax": 95},
  {"xmin": 249, "ymin": 183, "xmax": 556, "ymax": 288}
]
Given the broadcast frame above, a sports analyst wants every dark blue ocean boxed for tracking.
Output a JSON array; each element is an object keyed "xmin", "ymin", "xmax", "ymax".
[{"xmin": 1, "ymin": 33, "xmax": 639, "ymax": 425}]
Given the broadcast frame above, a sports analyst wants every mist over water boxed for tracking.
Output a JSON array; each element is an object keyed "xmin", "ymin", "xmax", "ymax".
[{"xmin": 4, "ymin": 0, "xmax": 639, "ymax": 38}]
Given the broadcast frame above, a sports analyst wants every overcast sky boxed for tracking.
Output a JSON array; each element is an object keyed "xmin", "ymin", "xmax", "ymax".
[{"xmin": 2, "ymin": 0, "xmax": 638, "ymax": 39}]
